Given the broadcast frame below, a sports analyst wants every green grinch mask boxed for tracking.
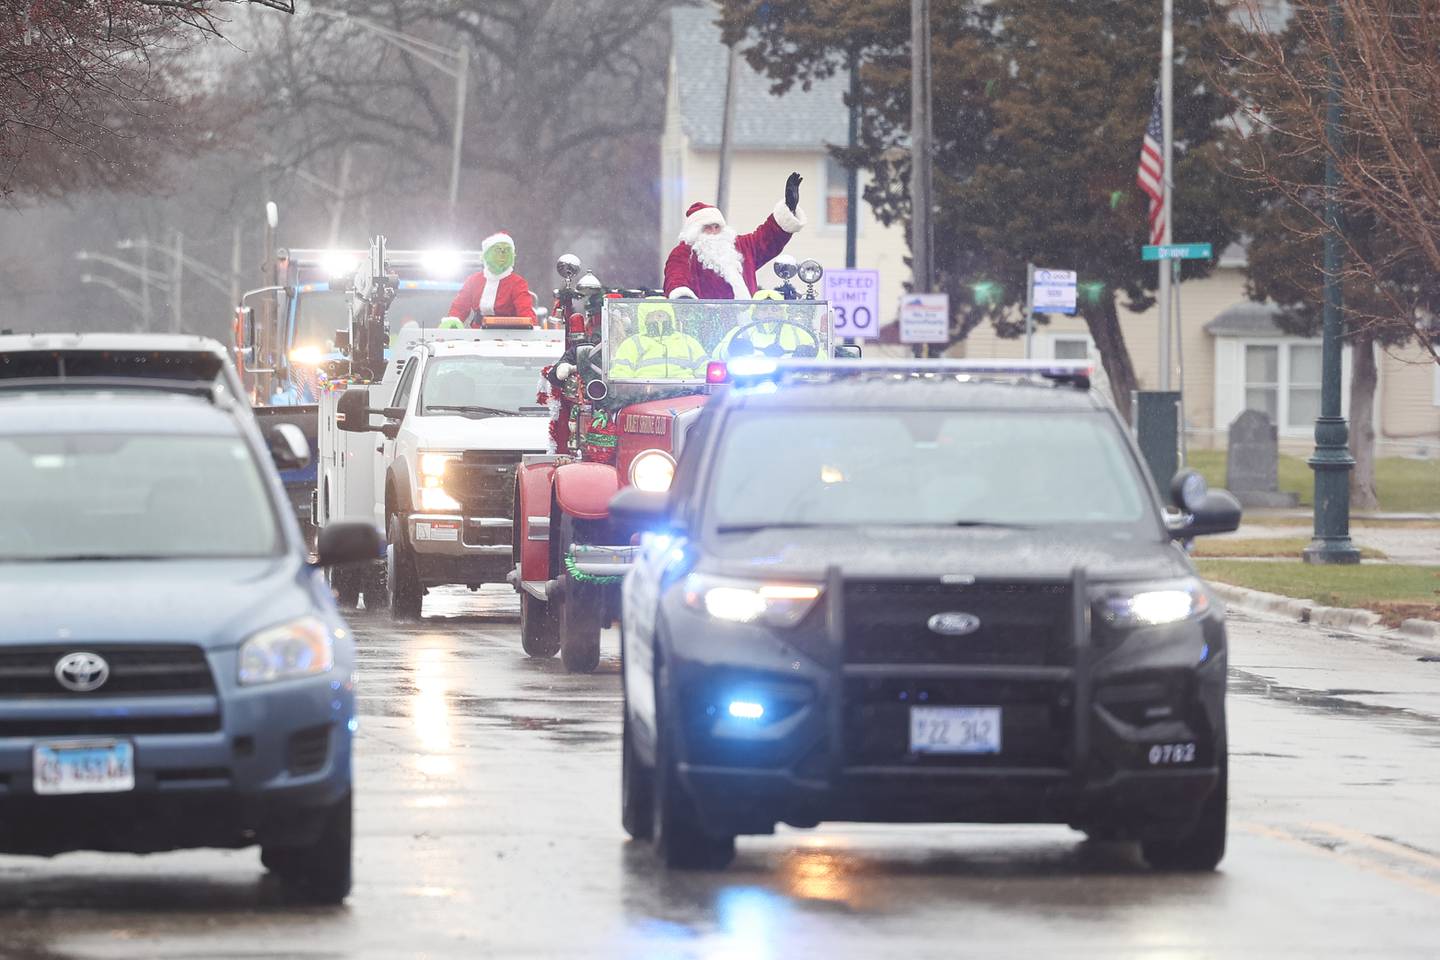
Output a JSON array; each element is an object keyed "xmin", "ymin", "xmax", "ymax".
[{"xmin": 484, "ymin": 242, "xmax": 515, "ymax": 275}]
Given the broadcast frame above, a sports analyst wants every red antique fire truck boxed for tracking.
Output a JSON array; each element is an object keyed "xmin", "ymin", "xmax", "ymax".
[{"xmin": 511, "ymin": 255, "xmax": 841, "ymax": 672}]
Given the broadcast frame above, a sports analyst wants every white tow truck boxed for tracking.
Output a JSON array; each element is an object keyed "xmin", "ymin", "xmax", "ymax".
[{"xmin": 318, "ymin": 324, "xmax": 563, "ymax": 619}]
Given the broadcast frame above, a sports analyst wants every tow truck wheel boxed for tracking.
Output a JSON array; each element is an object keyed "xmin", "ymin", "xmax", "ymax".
[
  {"xmin": 520, "ymin": 592, "xmax": 560, "ymax": 658},
  {"xmin": 262, "ymin": 791, "xmax": 353, "ymax": 905},
  {"xmin": 558, "ymin": 578, "xmax": 602, "ymax": 673},
  {"xmin": 652, "ymin": 667, "xmax": 735, "ymax": 870},
  {"xmin": 327, "ymin": 564, "xmax": 360, "ymax": 608},
  {"xmin": 386, "ymin": 515, "xmax": 423, "ymax": 621},
  {"xmin": 1142, "ymin": 739, "xmax": 1228, "ymax": 872}
]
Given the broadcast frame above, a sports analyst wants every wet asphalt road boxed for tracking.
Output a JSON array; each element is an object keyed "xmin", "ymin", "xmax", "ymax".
[{"xmin": 3, "ymin": 588, "xmax": 1440, "ymax": 959}]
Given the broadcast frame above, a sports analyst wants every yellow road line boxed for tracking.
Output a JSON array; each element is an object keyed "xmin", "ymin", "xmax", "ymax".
[
  {"xmin": 1236, "ymin": 820, "xmax": 1440, "ymax": 899},
  {"xmin": 1302, "ymin": 821, "xmax": 1440, "ymax": 872}
]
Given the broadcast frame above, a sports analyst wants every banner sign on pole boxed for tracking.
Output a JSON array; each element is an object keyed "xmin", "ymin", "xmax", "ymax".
[
  {"xmin": 1032, "ymin": 268, "xmax": 1077, "ymax": 315},
  {"xmin": 898, "ymin": 293, "xmax": 950, "ymax": 344},
  {"xmin": 823, "ymin": 269, "xmax": 880, "ymax": 340}
]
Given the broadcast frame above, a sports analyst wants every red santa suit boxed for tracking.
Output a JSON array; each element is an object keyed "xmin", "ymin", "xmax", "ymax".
[
  {"xmin": 445, "ymin": 233, "xmax": 537, "ymax": 325},
  {"xmin": 663, "ymin": 200, "xmax": 806, "ymax": 300}
]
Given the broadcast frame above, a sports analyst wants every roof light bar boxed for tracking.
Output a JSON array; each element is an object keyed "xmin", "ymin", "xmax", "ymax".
[{"xmin": 723, "ymin": 358, "xmax": 1093, "ymax": 388}]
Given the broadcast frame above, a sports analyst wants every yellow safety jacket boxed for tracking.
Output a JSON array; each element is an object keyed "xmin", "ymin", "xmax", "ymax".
[{"xmin": 611, "ymin": 331, "xmax": 709, "ymax": 380}]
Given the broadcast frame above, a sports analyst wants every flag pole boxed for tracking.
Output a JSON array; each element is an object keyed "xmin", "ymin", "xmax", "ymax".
[{"xmin": 1158, "ymin": 0, "xmax": 1174, "ymax": 391}]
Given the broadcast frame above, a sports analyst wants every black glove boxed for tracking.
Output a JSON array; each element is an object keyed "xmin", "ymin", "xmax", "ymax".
[{"xmin": 785, "ymin": 172, "xmax": 802, "ymax": 213}]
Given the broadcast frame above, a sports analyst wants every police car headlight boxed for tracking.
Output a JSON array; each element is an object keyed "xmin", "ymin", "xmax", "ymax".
[
  {"xmin": 239, "ymin": 616, "xmax": 333, "ymax": 685},
  {"xmin": 1096, "ymin": 578, "xmax": 1210, "ymax": 627},
  {"xmin": 683, "ymin": 574, "xmax": 823, "ymax": 628},
  {"xmin": 629, "ymin": 449, "xmax": 676, "ymax": 493}
]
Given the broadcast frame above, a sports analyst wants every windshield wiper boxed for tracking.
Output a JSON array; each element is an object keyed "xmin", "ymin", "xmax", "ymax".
[
  {"xmin": 9, "ymin": 554, "xmax": 172, "ymax": 563},
  {"xmin": 950, "ymin": 520, "xmax": 1032, "ymax": 529},
  {"xmin": 425, "ymin": 404, "xmax": 516, "ymax": 417}
]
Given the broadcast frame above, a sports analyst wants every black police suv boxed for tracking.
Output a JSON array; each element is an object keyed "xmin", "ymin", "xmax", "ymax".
[{"xmin": 612, "ymin": 359, "xmax": 1242, "ymax": 871}]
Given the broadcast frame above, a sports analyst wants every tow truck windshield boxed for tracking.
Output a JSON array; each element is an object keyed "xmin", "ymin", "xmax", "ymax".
[
  {"xmin": 417, "ymin": 355, "xmax": 550, "ymax": 417},
  {"xmin": 0, "ymin": 432, "xmax": 281, "ymax": 561},
  {"xmin": 291, "ymin": 289, "xmax": 458, "ymax": 354},
  {"xmin": 709, "ymin": 409, "xmax": 1151, "ymax": 531}
]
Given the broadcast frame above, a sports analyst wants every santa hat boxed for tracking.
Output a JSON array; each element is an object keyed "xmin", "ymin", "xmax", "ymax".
[
  {"xmin": 683, "ymin": 202, "xmax": 727, "ymax": 232},
  {"xmin": 481, "ymin": 232, "xmax": 514, "ymax": 253}
]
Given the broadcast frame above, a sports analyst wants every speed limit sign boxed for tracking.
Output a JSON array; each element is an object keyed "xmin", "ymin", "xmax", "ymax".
[{"xmin": 823, "ymin": 269, "xmax": 880, "ymax": 341}]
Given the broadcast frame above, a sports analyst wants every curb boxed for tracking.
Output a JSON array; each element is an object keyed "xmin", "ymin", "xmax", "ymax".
[{"xmin": 1210, "ymin": 582, "xmax": 1440, "ymax": 649}]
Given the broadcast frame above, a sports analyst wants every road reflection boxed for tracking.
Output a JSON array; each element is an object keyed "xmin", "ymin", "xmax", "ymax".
[{"xmin": 409, "ymin": 638, "xmax": 456, "ymax": 779}]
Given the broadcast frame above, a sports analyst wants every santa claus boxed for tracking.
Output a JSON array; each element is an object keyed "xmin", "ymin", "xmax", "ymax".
[
  {"xmin": 443, "ymin": 232, "xmax": 537, "ymax": 326},
  {"xmin": 664, "ymin": 173, "xmax": 806, "ymax": 300}
]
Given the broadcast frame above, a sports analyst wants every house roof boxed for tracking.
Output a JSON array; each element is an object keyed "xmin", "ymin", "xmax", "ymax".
[
  {"xmin": 1205, "ymin": 301, "xmax": 1290, "ymax": 337},
  {"xmin": 670, "ymin": 6, "xmax": 850, "ymax": 150}
]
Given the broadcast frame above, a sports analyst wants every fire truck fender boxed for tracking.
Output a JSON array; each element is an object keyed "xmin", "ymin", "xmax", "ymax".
[
  {"xmin": 515, "ymin": 461, "xmax": 558, "ymax": 583},
  {"xmin": 554, "ymin": 461, "xmax": 621, "ymax": 522}
]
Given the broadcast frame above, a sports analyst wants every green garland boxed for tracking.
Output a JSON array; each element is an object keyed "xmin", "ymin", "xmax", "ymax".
[{"xmin": 564, "ymin": 551, "xmax": 623, "ymax": 585}]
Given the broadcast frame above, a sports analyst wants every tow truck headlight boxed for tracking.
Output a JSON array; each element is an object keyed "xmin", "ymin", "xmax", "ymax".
[
  {"xmin": 683, "ymin": 574, "xmax": 823, "ymax": 628},
  {"xmin": 417, "ymin": 451, "xmax": 461, "ymax": 512},
  {"xmin": 1095, "ymin": 578, "xmax": 1210, "ymax": 627},
  {"xmin": 629, "ymin": 449, "xmax": 676, "ymax": 493},
  {"xmin": 288, "ymin": 344, "xmax": 324, "ymax": 366},
  {"xmin": 239, "ymin": 616, "xmax": 333, "ymax": 685}
]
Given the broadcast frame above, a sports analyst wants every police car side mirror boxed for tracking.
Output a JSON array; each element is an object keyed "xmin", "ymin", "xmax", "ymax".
[
  {"xmin": 610, "ymin": 486, "xmax": 673, "ymax": 537},
  {"xmin": 1167, "ymin": 469, "xmax": 1242, "ymax": 539}
]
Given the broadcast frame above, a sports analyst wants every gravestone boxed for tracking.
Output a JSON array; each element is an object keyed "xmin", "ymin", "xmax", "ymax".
[{"xmin": 1226, "ymin": 410, "xmax": 1299, "ymax": 508}]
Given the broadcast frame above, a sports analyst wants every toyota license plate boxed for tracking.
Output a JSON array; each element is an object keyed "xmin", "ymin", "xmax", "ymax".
[
  {"xmin": 33, "ymin": 741, "xmax": 135, "ymax": 795},
  {"xmin": 909, "ymin": 706, "xmax": 1002, "ymax": 755}
]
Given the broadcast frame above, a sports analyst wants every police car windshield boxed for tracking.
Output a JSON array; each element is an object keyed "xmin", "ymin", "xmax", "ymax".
[
  {"xmin": 603, "ymin": 299, "xmax": 829, "ymax": 382},
  {"xmin": 292, "ymin": 289, "xmax": 457, "ymax": 353},
  {"xmin": 709, "ymin": 409, "xmax": 1151, "ymax": 531},
  {"xmin": 418, "ymin": 356, "xmax": 548, "ymax": 416},
  {"xmin": 0, "ymin": 432, "xmax": 281, "ymax": 561}
]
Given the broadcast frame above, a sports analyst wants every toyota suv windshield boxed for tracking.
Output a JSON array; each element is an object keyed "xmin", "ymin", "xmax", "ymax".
[
  {"xmin": 0, "ymin": 432, "xmax": 282, "ymax": 561},
  {"xmin": 418, "ymin": 356, "xmax": 550, "ymax": 417},
  {"xmin": 708, "ymin": 409, "xmax": 1153, "ymax": 533}
]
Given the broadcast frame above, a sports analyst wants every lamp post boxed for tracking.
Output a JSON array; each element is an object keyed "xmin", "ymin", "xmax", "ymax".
[
  {"xmin": 1303, "ymin": 0, "xmax": 1360, "ymax": 565},
  {"xmin": 910, "ymin": 0, "xmax": 934, "ymax": 358},
  {"xmin": 312, "ymin": 9, "xmax": 469, "ymax": 220}
]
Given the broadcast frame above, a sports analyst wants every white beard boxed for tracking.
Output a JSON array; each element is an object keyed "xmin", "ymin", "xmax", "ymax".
[{"xmin": 684, "ymin": 226, "xmax": 749, "ymax": 298}]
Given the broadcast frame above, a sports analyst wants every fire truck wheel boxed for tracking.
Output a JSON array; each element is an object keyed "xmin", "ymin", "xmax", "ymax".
[
  {"xmin": 386, "ymin": 515, "xmax": 423, "ymax": 621},
  {"xmin": 559, "ymin": 578, "xmax": 602, "ymax": 673},
  {"xmin": 327, "ymin": 564, "xmax": 361, "ymax": 608},
  {"xmin": 521, "ymin": 592, "xmax": 560, "ymax": 658}
]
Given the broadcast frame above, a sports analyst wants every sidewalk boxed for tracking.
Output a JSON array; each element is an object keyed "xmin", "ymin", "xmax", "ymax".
[{"xmin": 1219, "ymin": 510, "xmax": 1440, "ymax": 566}]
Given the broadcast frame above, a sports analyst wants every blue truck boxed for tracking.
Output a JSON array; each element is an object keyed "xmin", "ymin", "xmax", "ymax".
[{"xmin": 235, "ymin": 247, "xmax": 485, "ymax": 542}]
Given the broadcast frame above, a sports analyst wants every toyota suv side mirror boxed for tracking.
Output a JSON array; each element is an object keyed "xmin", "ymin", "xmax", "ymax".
[
  {"xmin": 610, "ymin": 486, "xmax": 674, "ymax": 539},
  {"xmin": 1166, "ymin": 468, "xmax": 1242, "ymax": 539},
  {"xmin": 266, "ymin": 423, "xmax": 311, "ymax": 471},
  {"xmin": 315, "ymin": 521, "xmax": 384, "ymax": 566}
]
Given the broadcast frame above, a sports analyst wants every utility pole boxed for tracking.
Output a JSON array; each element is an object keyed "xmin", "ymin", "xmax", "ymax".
[
  {"xmin": 1158, "ymin": 0, "xmax": 1174, "ymax": 391},
  {"xmin": 910, "ymin": 0, "xmax": 934, "ymax": 356},
  {"xmin": 845, "ymin": 46, "xmax": 861, "ymax": 270},
  {"xmin": 449, "ymin": 39, "xmax": 469, "ymax": 221},
  {"xmin": 1303, "ymin": 0, "xmax": 1359, "ymax": 565},
  {"xmin": 716, "ymin": 38, "xmax": 739, "ymax": 212},
  {"xmin": 170, "ymin": 231, "xmax": 185, "ymax": 334}
]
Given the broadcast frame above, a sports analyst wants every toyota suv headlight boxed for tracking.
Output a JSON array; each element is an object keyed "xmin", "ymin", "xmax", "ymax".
[
  {"xmin": 682, "ymin": 574, "xmax": 823, "ymax": 628},
  {"xmin": 239, "ymin": 616, "xmax": 334, "ymax": 685},
  {"xmin": 1095, "ymin": 578, "xmax": 1210, "ymax": 627},
  {"xmin": 417, "ymin": 450, "xmax": 460, "ymax": 512}
]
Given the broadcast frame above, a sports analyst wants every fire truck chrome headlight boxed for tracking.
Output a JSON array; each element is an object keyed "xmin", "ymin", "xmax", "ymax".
[
  {"xmin": 629, "ymin": 449, "xmax": 676, "ymax": 493},
  {"xmin": 682, "ymin": 574, "xmax": 823, "ymax": 628},
  {"xmin": 239, "ymin": 616, "xmax": 333, "ymax": 686},
  {"xmin": 1095, "ymin": 578, "xmax": 1210, "ymax": 627}
]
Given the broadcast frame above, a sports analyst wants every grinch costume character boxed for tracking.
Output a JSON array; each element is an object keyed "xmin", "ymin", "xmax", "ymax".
[
  {"xmin": 663, "ymin": 173, "xmax": 807, "ymax": 300},
  {"xmin": 443, "ymin": 232, "xmax": 537, "ymax": 326}
]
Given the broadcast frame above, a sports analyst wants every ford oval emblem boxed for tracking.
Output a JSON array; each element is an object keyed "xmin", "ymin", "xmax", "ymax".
[{"xmin": 927, "ymin": 612, "xmax": 981, "ymax": 636}]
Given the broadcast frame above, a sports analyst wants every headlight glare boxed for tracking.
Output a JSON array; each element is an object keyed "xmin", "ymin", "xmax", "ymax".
[
  {"xmin": 419, "ymin": 451, "xmax": 459, "ymax": 477},
  {"xmin": 629, "ymin": 449, "xmax": 676, "ymax": 493},
  {"xmin": 684, "ymin": 575, "xmax": 822, "ymax": 628},
  {"xmin": 419, "ymin": 487, "xmax": 460, "ymax": 512},
  {"xmin": 239, "ymin": 616, "xmax": 333, "ymax": 685},
  {"xmin": 1098, "ymin": 579, "xmax": 1209, "ymax": 627}
]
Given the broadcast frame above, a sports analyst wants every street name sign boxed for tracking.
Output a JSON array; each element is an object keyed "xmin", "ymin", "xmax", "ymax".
[
  {"xmin": 1032, "ymin": 268, "xmax": 1077, "ymax": 315},
  {"xmin": 898, "ymin": 293, "xmax": 950, "ymax": 344},
  {"xmin": 824, "ymin": 269, "xmax": 880, "ymax": 340},
  {"xmin": 1142, "ymin": 243, "xmax": 1213, "ymax": 262}
]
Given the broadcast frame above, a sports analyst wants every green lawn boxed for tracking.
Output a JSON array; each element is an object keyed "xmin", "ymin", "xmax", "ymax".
[
  {"xmin": 1188, "ymin": 449, "xmax": 1440, "ymax": 514},
  {"xmin": 1196, "ymin": 559, "xmax": 1440, "ymax": 625},
  {"xmin": 1193, "ymin": 537, "xmax": 1386, "ymax": 560}
]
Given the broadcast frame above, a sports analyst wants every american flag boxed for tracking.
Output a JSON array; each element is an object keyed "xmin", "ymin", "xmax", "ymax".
[{"xmin": 1136, "ymin": 88, "xmax": 1165, "ymax": 245}]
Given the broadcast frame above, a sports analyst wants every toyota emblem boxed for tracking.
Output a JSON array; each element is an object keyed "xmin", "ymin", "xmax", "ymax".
[
  {"xmin": 927, "ymin": 612, "xmax": 982, "ymax": 637},
  {"xmin": 54, "ymin": 652, "xmax": 110, "ymax": 693}
]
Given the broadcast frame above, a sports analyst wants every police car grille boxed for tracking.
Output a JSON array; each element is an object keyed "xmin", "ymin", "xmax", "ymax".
[
  {"xmin": 842, "ymin": 580, "xmax": 1072, "ymax": 667},
  {"xmin": 0, "ymin": 645, "xmax": 216, "ymax": 698}
]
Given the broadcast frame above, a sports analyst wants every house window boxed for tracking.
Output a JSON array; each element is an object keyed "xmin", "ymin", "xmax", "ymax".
[
  {"xmin": 1244, "ymin": 342, "xmax": 1327, "ymax": 429},
  {"xmin": 825, "ymin": 154, "xmax": 849, "ymax": 226},
  {"xmin": 1052, "ymin": 336, "xmax": 1091, "ymax": 361}
]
